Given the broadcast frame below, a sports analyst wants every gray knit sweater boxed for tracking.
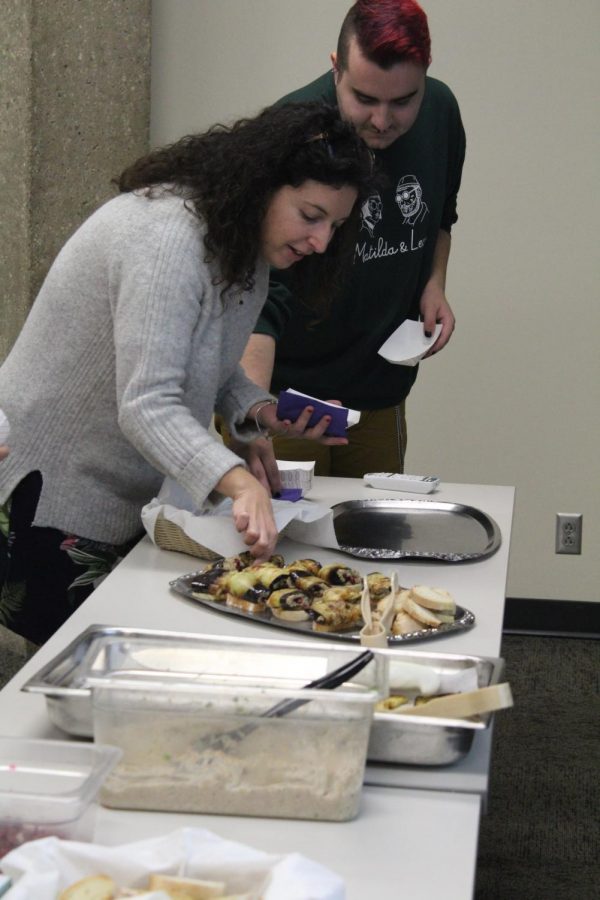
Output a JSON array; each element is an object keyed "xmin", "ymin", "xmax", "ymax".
[{"xmin": 0, "ymin": 190, "xmax": 273, "ymax": 543}]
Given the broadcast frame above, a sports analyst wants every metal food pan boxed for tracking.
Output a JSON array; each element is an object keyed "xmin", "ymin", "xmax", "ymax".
[
  {"xmin": 367, "ymin": 648, "xmax": 504, "ymax": 766},
  {"xmin": 21, "ymin": 625, "xmax": 386, "ymax": 738},
  {"xmin": 22, "ymin": 625, "xmax": 503, "ymax": 767}
]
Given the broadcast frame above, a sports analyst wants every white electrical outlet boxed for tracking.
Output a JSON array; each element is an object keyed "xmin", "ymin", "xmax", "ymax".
[{"xmin": 555, "ymin": 513, "xmax": 582, "ymax": 554}]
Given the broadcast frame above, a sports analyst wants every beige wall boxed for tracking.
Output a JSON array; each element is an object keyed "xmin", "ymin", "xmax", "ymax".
[
  {"xmin": 0, "ymin": 0, "xmax": 150, "ymax": 362},
  {"xmin": 151, "ymin": 0, "xmax": 600, "ymax": 603}
]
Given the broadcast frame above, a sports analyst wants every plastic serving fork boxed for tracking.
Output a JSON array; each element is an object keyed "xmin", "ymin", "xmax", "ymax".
[
  {"xmin": 360, "ymin": 572, "xmax": 398, "ymax": 647},
  {"xmin": 195, "ymin": 649, "xmax": 375, "ymax": 754}
]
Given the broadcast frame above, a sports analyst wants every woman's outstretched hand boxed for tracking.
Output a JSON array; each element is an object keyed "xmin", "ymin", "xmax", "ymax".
[{"xmin": 215, "ymin": 465, "xmax": 279, "ymax": 562}]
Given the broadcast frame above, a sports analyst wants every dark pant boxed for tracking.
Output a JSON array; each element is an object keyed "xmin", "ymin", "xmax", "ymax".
[{"xmin": 0, "ymin": 472, "xmax": 138, "ymax": 645}]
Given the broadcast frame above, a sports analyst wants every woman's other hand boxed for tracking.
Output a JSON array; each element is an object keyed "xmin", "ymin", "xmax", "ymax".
[
  {"xmin": 250, "ymin": 399, "xmax": 349, "ymax": 445},
  {"xmin": 228, "ymin": 435, "xmax": 282, "ymax": 496}
]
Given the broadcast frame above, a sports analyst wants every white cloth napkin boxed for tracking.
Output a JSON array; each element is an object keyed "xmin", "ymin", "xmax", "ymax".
[{"xmin": 1, "ymin": 827, "xmax": 345, "ymax": 899}]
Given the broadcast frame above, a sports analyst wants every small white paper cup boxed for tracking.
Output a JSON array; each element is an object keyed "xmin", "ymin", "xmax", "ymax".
[{"xmin": 378, "ymin": 320, "xmax": 442, "ymax": 366}]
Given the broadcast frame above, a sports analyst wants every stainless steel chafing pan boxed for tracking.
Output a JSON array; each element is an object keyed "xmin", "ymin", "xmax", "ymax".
[
  {"xmin": 368, "ymin": 648, "xmax": 504, "ymax": 765},
  {"xmin": 22, "ymin": 625, "xmax": 504, "ymax": 766}
]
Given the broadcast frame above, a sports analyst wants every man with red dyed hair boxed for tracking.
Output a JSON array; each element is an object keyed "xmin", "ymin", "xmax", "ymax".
[{"xmin": 234, "ymin": 0, "xmax": 466, "ymax": 482}]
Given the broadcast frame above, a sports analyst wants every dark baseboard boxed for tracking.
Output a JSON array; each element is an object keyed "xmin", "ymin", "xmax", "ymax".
[{"xmin": 503, "ymin": 597, "xmax": 600, "ymax": 638}]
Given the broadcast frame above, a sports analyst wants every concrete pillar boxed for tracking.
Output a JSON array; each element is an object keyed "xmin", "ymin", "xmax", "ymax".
[{"xmin": 0, "ymin": 0, "xmax": 151, "ymax": 361}]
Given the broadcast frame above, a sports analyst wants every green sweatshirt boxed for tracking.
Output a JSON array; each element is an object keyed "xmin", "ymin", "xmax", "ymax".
[{"xmin": 255, "ymin": 70, "xmax": 466, "ymax": 409}]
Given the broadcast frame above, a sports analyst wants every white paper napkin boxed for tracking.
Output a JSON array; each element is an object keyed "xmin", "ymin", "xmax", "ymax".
[
  {"xmin": 142, "ymin": 478, "xmax": 341, "ymax": 558},
  {"xmin": 1, "ymin": 828, "xmax": 345, "ymax": 899},
  {"xmin": 378, "ymin": 320, "xmax": 442, "ymax": 366}
]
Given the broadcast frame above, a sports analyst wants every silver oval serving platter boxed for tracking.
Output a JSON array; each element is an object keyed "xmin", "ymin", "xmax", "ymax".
[
  {"xmin": 331, "ymin": 498, "xmax": 502, "ymax": 561},
  {"xmin": 169, "ymin": 571, "xmax": 475, "ymax": 645}
]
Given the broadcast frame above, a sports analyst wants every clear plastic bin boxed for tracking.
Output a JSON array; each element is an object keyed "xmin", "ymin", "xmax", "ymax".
[
  {"xmin": 0, "ymin": 737, "xmax": 121, "ymax": 857},
  {"xmin": 92, "ymin": 637, "xmax": 384, "ymax": 822}
]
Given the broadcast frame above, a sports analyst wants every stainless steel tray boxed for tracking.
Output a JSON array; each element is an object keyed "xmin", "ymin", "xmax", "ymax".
[
  {"xmin": 332, "ymin": 498, "xmax": 502, "ymax": 561},
  {"xmin": 21, "ymin": 625, "xmax": 385, "ymax": 738},
  {"xmin": 368, "ymin": 648, "xmax": 505, "ymax": 765},
  {"xmin": 21, "ymin": 624, "xmax": 503, "ymax": 766},
  {"xmin": 169, "ymin": 571, "xmax": 475, "ymax": 645}
]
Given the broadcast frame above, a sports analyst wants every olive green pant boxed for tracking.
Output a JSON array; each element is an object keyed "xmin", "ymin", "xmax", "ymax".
[{"xmin": 272, "ymin": 402, "xmax": 407, "ymax": 478}]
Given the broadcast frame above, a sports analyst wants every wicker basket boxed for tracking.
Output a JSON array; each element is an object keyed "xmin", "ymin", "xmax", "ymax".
[{"xmin": 153, "ymin": 511, "xmax": 222, "ymax": 561}]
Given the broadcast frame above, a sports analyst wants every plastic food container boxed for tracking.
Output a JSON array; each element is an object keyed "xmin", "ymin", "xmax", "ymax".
[
  {"xmin": 90, "ymin": 636, "xmax": 383, "ymax": 822},
  {"xmin": 0, "ymin": 737, "xmax": 121, "ymax": 857}
]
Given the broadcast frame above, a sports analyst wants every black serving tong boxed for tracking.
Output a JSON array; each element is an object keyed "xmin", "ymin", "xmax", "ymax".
[{"xmin": 194, "ymin": 649, "xmax": 375, "ymax": 755}]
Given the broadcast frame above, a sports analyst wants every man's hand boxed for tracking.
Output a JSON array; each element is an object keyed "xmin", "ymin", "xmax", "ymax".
[
  {"xmin": 419, "ymin": 229, "xmax": 455, "ymax": 357},
  {"xmin": 420, "ymin": 280, "xmax": 455, "ymax": 357}
]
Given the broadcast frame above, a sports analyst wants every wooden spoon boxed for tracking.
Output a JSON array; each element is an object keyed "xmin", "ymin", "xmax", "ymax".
[{"xmin": 397, "ymin": 682, "xmax": 513, "ymax": 719}]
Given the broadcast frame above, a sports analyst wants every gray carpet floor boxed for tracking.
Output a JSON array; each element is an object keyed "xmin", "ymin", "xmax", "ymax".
[
  {"xmin": 475, "ymin": 634, "xmax": 600, "ymax": 900},
  {"xmin": 1, "ymin": 628, "xmax": 598, "ymax": 898}
]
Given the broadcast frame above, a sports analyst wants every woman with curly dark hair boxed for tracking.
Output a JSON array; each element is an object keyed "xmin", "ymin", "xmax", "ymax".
[
  {"xmin": 117, "ymin": 101, "xmax": 373, "ymax": 310},
  {"xmin": 0, "ymin": 101, "xmax": 375, "ymax": 645}
]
